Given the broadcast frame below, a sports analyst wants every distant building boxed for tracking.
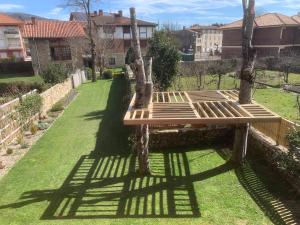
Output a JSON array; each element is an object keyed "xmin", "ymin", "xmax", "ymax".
[
  {"xmin": 221, "ymin": 13, "xmax": 300, "ymax": 59},
  {"xmin": 22, "ymin": 18, "xmax": 87, "ymax": 74},
  {"xmin": 189, "ymin": 25, "xmax": 223, "ymax": 61},
  {"xmin": 0, "ymin": 13, "xmax": 25, "ymax": 60},
  {"xmin": 70, "ymin": 10, "xmax": 157, "ymax": 67},
  {"xmin": 173, "ymin": 25, "xmax": 222, "ymax": 61}
]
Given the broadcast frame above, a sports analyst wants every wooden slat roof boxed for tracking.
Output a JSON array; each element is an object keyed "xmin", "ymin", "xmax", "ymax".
[{"xmin": 124, "ymin": 90, "xmax": 281, "ymax": 125}]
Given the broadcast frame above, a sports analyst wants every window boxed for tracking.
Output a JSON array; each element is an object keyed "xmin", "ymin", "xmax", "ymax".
[
  {"xmin": 139, "ymin": 27, "xmax": 147, "ymax": 38},
  {"xmin": 123, "ymin": 26, "xmax": 130, "ymax": 34},
  {"xmin": 109, "ymin": 57, "xmax": 116, "ymax": 65},
  {"xmin": 50, "ymin": 46, "xmax": 72, "ymax": 61}
]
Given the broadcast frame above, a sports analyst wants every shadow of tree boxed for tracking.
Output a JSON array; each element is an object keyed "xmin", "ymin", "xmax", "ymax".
[
  {"xmin": 216, "ymin": 146, "xmax": 300, "ymax": 225},
  {"xmin": 1, "ymin": 77, "xmax": 299, "ymax": 223}
]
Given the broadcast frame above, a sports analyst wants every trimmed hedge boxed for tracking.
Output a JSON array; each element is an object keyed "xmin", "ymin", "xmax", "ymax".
[{"xmin": 0, "ymin": 61, "xmax": 33, "ymax": 74}]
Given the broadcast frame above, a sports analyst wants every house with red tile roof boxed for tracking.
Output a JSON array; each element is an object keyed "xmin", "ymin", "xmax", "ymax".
[
  {"xmin": 0, "ymin": 13, "xmax": 26, "ymax": 60},
  {"xmin": 22, "ymin": 18, "xmax": 88, "ymax": 74},
  {"xmin": 70, "ymin": 10, "xmax": 156, "ymax": 67},
  {"xmin": 221, "ymin": 13, "xmax": 300, "ymax": 59}
]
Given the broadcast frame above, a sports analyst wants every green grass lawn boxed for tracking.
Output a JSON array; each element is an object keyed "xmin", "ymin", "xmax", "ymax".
[
  {"xmin": 253, "ymin": 88, "xmax": 300, "ymax": 122},
  {"xmin": 0, "ymin": 77, "xmax": 298, "ymax": 224},
  {"xmin": 0, "ymin": 73, "xmax": 42, "ymax": 83}
]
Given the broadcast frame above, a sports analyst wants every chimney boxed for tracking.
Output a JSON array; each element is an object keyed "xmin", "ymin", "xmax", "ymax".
[
  {"xmin": 98, "ymin": 9, "xmax": 103, "ymax": 16},
  {"xmin": 118, "ymin": 10, "xmax": 123, "ymax": 17},
  {"xmin": 31, "ymin": 17, "xmax": 36, "ymax": 25}
]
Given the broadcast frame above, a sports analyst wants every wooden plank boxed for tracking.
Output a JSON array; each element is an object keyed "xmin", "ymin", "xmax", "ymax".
[
  {"xmin": 202, "ymin": 102, "xmax": 217, "ymax": 118},
  {"xmin": 196, "ymin": 102, "xmax": 208, "ymax": 118},
  {"xmin": 209, "ymin": 102, "xmax": 225, "ymax": 117},
  {"xmin": 215, "ymin": 101, "xmax": 234, "ymax": 117},
  {"xmin": 221, "ymin": 101, "xmax": 243, "ymax": 117}
]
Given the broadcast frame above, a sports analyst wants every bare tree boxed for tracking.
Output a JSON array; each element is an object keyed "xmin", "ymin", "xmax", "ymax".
[
  {"xmin": 232, "ymin": 0, "xmax": 256, "ymax": 164},
  {"xmin": 93, "ymin": 22, "xmax": 115, "ymax": 76},
  {"xmin": 130, "ymin": 7, "xmax": 152, "ymax": 175},
  {"xmin": 65, "ymin": 0, "xmax": 97, "ymax": 82}
]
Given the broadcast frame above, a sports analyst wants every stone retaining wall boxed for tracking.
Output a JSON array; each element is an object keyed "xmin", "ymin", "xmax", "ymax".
[{"xmin": 149, "ymin": 127, "xmax": 234, "ymax": 149}]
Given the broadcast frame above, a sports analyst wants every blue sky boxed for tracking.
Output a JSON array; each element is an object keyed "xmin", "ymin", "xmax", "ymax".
[{"xmin": 1, "ymin": 0, "xmax": 300, "ymax": 27}]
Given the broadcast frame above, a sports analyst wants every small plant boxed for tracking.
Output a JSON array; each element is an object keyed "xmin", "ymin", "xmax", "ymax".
[
  {"xmin": 30, "ymin": 123, "xmax": 38, "ymax": 135},
  {"xmin": 50, "ymin": 100, "xmax": 64, "ymax": 112},
  {"xmin": 103, "ymin": 70, "xmax": 113, "ymax": 79},
  {"xmin": 287, "ymin": 126, "xmax": 300, "ymax": 149},
  {"xmin": 16, "ymin": 93, "xmax": 42, "ymax": 130},
  {"xmin": 41, "ymin": 63, "xmax": 69, "ymax": 84},
  {"xmin": 6, "ymin": 148, "xmax": 13, "ymax": 155},
  {"xmin": 16, "ymin": 134, "xmax": 25, "ymax": 146}
]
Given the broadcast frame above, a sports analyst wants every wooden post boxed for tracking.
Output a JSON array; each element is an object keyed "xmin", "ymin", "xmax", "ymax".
[
  {"xmin": 232, "ymin": 0, "xmax": 256, "ymax": 165},
  {"xmin": 130, "ymin": 7, "xmax": 151, "ymax": 175}
]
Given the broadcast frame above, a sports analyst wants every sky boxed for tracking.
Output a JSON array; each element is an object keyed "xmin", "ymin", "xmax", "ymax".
[{"xmin": 0, "ymin": 0, "xmax": 300, "ymax": 27}]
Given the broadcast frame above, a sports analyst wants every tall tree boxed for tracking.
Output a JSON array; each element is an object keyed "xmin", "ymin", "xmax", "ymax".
[
  {"xmin": 147, "ymin": 30, "xmax": 181, "ymax": 91},
  {"xmin": 65, "ymin": 0, "xmax": 97, "ymax": 82},
  {"xmin": 130, "ymin": 7, "xmax": 151, "ymax": 175},
  {"xmin": 232, "ymin": 0, "xmax": 256, "ymax": 164}
]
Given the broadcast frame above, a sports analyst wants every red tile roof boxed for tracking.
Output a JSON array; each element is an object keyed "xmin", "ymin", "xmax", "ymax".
[
  {"xmin": 221, "ymin": 13, "xmax": 300, "ymax": 29},
  {"xmin": 292, "ymin": 15, "xmax": 300, "ymax": 24},
  {"xmin": 0, "ymin": 13, "xmax": 23, "ymax": 26},
  {"xmin": 22, "ymin": 20, "xmax": 86, "ymax": 38}
]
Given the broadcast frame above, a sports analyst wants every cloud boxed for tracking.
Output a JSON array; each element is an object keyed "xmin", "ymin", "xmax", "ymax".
[
  {"xmin": 49, "ymin": 7, "xmax": 63, "ymax": 15},
  {"xmin": 0, "ymin": 3, "xmax": 24, "ymax": 11}
]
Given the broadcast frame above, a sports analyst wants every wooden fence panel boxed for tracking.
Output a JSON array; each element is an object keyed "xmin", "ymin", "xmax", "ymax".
[{"xmin": 252, "ymin": 118, "xmax": 299, "ymax": 148}]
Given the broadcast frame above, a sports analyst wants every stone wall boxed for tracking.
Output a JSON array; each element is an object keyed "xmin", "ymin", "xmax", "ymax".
[
  {"xmin": 248, "ymin": 128, "xmax": 300, "ymax": 194},
  {"xmin": 40, "ymin": 78, "xmax": 73, "ymax": 115},
  {"xmin": 149, "ymin": 127, "xmax": 234, "ymax": 149}
]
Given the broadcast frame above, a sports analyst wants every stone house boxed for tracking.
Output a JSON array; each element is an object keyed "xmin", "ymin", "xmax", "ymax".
[
  {"xmin": 70, "ymin": 10, "xmax": 157, "ymax": 67},
  {"xmin": 22, "ymin": 18, "xmax": 87, "ymax": 75},
  {"xmin": 0, "ymin": 13, "xmax": 26, "ymax": 60},
  {"xmin": 221, "ymin": 13, "xmax": 300, "ymax": 59}
]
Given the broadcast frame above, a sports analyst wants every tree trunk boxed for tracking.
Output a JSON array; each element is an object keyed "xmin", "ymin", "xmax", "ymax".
[
  {"xmin": 86, "ymin": 4, "xmax": 97, "ymax": 82},
  {"xmin": 217, "ymin": 74, "xmax": 221, "ymax": 90},
  {"xmin": 232, "ymin": 0, "xmax": 256, "ymax": 165},
  {"xmin": 130, "ymin": 7, "xmax": 151, "ymax": 175}
]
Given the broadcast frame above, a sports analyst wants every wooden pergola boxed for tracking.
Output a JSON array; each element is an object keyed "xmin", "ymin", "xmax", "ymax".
[{"xmin": 124, "ymin": 90, "xmax": 281, "ymax": 126}]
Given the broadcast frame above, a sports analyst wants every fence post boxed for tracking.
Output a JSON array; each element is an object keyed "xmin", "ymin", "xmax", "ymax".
[{"xmin": 275, "ymin": 118, "xmax": 282, "ymax": 146}]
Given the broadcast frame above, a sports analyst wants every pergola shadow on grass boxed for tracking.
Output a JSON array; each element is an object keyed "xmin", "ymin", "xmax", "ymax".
[{"xmin": 0, "ymin": 78, "xmax": 299, "ymax": 223}]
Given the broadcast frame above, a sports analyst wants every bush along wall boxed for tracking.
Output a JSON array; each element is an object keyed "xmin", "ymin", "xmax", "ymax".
[{"xmin": 0, "ymin": 61, "xmax": 33, "ymax": 74}]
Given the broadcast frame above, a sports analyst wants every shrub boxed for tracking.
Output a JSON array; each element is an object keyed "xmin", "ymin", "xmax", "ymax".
[
  {"xmin": 41, "ymin": 63, "xmax": 68, "ymax": 84},
  {"xmin": 6, "ymin": 148, "xmax": 13, "ymax": 155},
  {"xmin": 50, "ymin": 100, "xmax": 64, "ymax": 112},
  {"xmin": 103, "ymin": 70, "xmax": 113, "ymax": 79},
  {"xmin": 30, "ymin": 123, "xmax": 38, "ymax": 135},
  {"xmin": 287, "ymin": 127, "xmax": 300, "ymax": 149},
  {"xmin": 85, "ymin": 67, "xmax": 93, "ymax": 80},
  {"xmin": 16, "ymin": 93, "xmax": 43, "ymax": 128},
  {"xmin": 0, "ymin": 80, "xmax": 48, "ymax": 97},
  {"xmin": 0, "ymin": 61, "xmax": 33, "ymax": 74},
  {"xmin": 147, "ymin": 30, "xmax": 181, "ymax": 91}
]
